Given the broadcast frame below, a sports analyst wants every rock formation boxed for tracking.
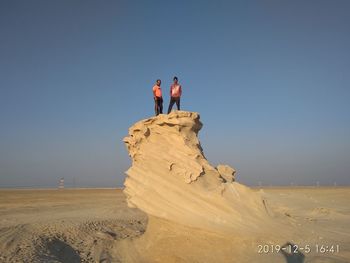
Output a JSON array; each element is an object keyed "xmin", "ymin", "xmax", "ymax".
[{"xmin": 123, "ymin": 111, "xmax": 272, "ymax": 234}]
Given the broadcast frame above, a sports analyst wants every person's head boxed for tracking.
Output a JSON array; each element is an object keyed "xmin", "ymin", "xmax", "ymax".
[
  {"xmin": 156, "ymin": 79, "xmax": 161, "ymax": 86},
  {"xmin": 173, "ymin": 76, "xmax": 178, "ymax": 84}
]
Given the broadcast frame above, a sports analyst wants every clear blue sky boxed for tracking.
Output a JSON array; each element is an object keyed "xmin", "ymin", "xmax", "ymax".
[{"xmin": 1, "ymin": 0, "xmax": 349, "ymax": 187}]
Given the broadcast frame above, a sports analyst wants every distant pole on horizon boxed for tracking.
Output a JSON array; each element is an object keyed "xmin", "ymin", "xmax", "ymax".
[{"xmin": 58, "ymin": 177, "xmax": 64, "ymax": 189}]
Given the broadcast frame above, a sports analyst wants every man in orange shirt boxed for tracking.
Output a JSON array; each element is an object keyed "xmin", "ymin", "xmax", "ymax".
[
  {"xmin": 153, "ymin": 79, "xmax": 163, "ymax": 116},
  {"xmin": 167, "ymin": 76, "xmax": 182, "ymax": 114}
]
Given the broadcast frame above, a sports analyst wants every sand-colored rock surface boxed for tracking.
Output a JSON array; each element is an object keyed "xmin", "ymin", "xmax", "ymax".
[
  {"xmin": 216, "ymin": 164, "xmax": 236, "ymax": 183},
  {"xmin": 123, "ymin": 111, "xmax": 272, "ymax": 235}
]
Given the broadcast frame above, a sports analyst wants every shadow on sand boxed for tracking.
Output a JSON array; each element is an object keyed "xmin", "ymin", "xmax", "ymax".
[
  {"xmin": 280, "ymin": 242, "xmax": 305, "ymax": 263},
  {"xmin": 38, "ymin": 238, "xmax": 81, "ymax": 263}
]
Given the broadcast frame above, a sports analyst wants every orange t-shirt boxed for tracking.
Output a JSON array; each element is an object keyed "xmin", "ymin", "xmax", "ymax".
[{"xmin": 153, "ymin": 85, "xmax": 162, "ymax": 97}]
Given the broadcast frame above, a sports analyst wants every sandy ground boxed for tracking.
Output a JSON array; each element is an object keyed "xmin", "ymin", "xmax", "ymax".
[
  {"xmin": 0, "ymin": 187, "xmax": 349, "ymax": 262},
  {"xmin": 0, "ymin": 189, "xmax": 147, "ymax": 262},
  {"xmin": 257, "ymin": 187, "xmax": 350, "ymax": 262}
]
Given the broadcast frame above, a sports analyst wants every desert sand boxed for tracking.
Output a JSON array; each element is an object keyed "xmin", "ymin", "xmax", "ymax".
[
  {"xmin": 0, "ymin": 189, "xmax": 146, "ymax": 262},
  {"xmin": 1, "ymin": 111, "xmax": 349, "ymax": 262},
  {"xmin": 0, "ymin": 188, "xmax": 349, "ymax": 262}
]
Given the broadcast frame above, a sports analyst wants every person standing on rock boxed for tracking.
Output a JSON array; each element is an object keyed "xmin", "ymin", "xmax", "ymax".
[
  {"xmin": 153, "ymin": 79, "xmax": 163, "ymax": 116},
  {"xmin": 167, "ymin": 76, "xmax": 182, "ymax": 113}
]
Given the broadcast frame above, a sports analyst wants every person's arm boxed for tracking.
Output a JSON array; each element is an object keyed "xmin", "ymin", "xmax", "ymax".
[
  {"xmin": 170, "ymin": 85, "xmax": 173, "ymax": 97},
  {"xmin": 153, "ymin": 86, "xmax": 156, "ymax": 99},
  {"xmin": 179, "ymin": 85, "xmax": 182, "ymax": 97}
]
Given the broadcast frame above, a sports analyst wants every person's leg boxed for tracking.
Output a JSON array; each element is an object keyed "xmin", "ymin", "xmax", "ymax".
[
  {"xmin": 175, "ymin": 97, "xmax": 180, "ymax": 110},
  {"xmin": 157, "ymin": 98, "xmax": 162, "ymax": 115},
  {"xmin": 167, "ymin": 97, "xmax": 175, "ymax": 114},
  {"xmin": 154, "ymin": 98, "xmax": 159, "ymax": 115},
  {"xmin": 159, "ymin": 97, "xmax": 163, "ymax": 114}
]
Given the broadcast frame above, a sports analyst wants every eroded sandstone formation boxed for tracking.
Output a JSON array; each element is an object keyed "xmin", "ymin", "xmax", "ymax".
[{"xmin": 123, "ymin": 111, "xmax": 271, "ymax": 234}]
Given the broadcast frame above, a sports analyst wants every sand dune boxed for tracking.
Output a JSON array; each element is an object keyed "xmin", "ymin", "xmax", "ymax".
[{"xmin": 0, "ymin": 112, "xmax": 349, "ymax": 262}]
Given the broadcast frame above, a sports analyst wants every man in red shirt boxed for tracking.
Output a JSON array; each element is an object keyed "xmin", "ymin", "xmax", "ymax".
[
  {"xmin": 153, "ymin": 79, "xmax": 163, "ymax": 116},
  {"xmin": 167, "ymin": 76, "xmax": 182, "ymax": 114}
]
